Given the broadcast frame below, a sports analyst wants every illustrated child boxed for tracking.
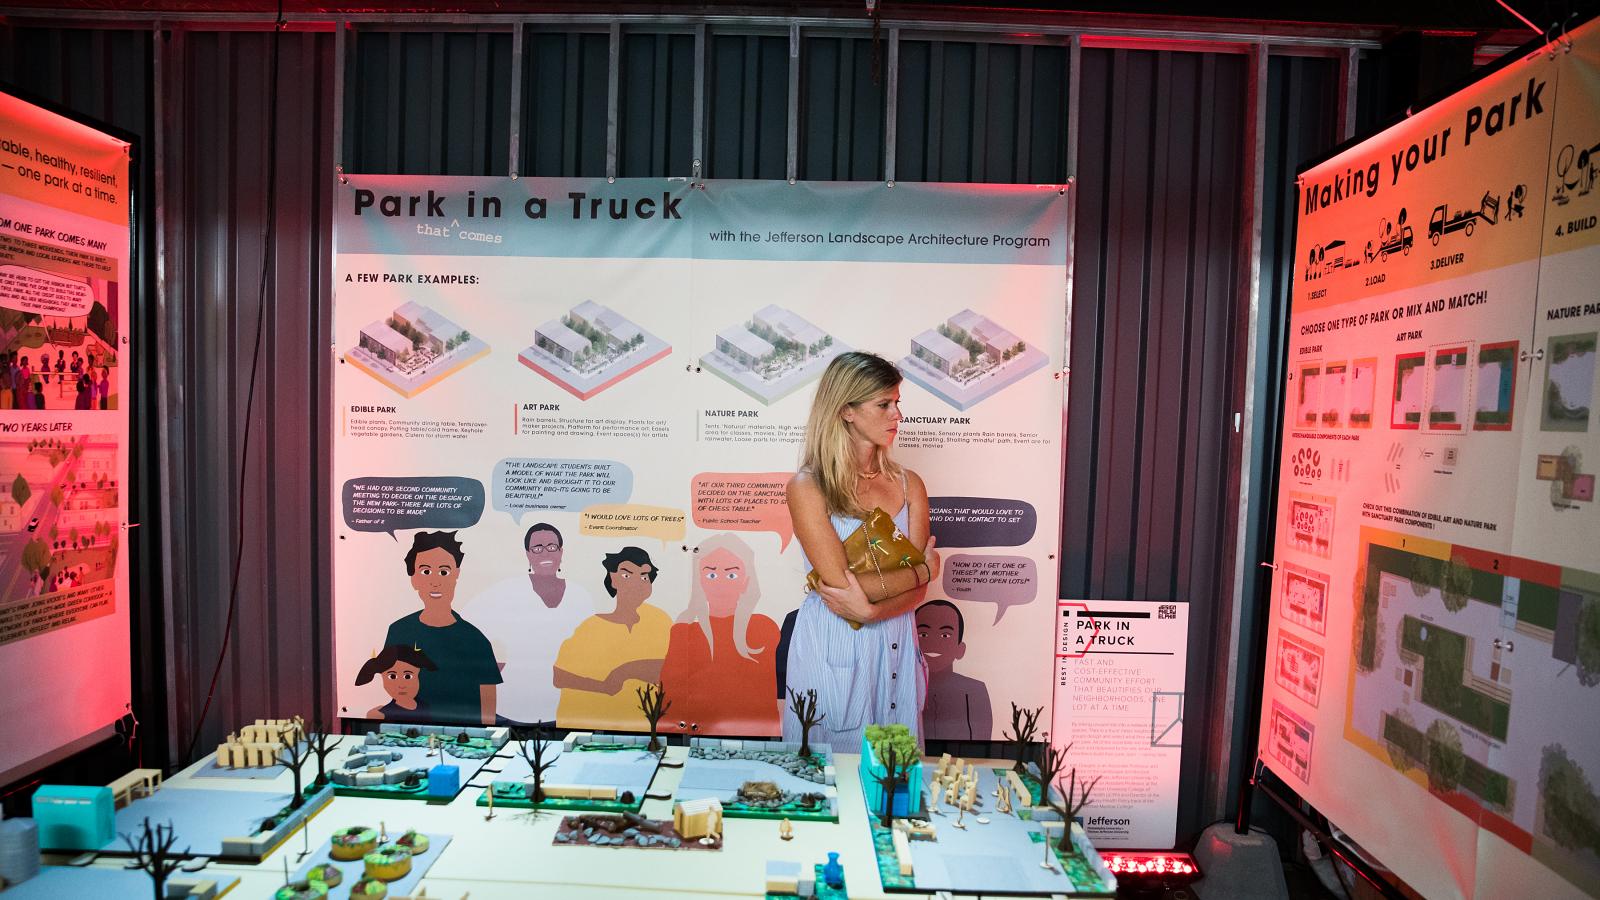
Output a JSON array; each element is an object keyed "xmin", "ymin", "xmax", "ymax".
[
  {"xmin": 915, "ymin": 599, "xmax": 993, "ymax": 740},
  {"xmin": 553, "ymin": 546, "xmax": 671, "ymax": 729},
  {"xmin": 383, "ymin": 530, "xmax": 502, "ymax": 724},
  {"xmin": 357, "ymin": 644, "xmax": 438, "ymax": 724}
]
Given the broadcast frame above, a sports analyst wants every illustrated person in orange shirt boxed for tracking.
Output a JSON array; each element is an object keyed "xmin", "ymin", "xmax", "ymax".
[{"xmin": 660, "ymin": 533, "xmax": 782, "ymax": 734}]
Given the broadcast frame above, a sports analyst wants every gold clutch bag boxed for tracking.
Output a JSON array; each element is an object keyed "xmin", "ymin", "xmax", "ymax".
[{"xmin": 806, "ymin": 507, "xmax": 926, "ymax": 629}]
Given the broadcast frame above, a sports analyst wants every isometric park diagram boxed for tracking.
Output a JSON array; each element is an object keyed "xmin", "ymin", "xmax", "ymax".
[
  {"xmin": 519, "ymin": 300, "xmax": 671, "ymax": 400},
  {"xmin": 899, "ymin": 308, "xmax": 1050, "ymax": 411},
  {"xmin": 699, "ymin": 304, "xmax": 849, "ymax": 405},
  {"xmin": 1344, "ymin": 527, "xmax": 1600, "ymax": 895},
  {"xmin": 347, "ymin": 301, "xmax": 490, "ymax": 398}
]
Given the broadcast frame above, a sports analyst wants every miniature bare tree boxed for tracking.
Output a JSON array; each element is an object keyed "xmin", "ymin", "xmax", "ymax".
[
  {"xmin": 277, "ymin": 735, "xmax": 311, "ymax": 810},
  {"xmin": 872, "ymin": 743, "xmax": 914, "ymax": 828},
  {"xmin": 1002, "ymin": 702, "xmax": 1043, "ymax": 774},
  {"xmin": 121, "ymin": 817, "xmax": 186, "ymax": 900},
  {"xmin": 517, "ymin": 722, "xmax": 559, "ymax": 804},
  {"xmin": 636, "ymin": 681, "xmax": 672, "ymax": 753},
  {"xmin": 307, "ymin": 721, "xmax": 344, "ymax": 788},
  {"xmin": 787, "ymin": 687, "xmax": 827, "ymax": 759},
  {"xmin": 1033, "ymin": 738, "xmax": 1101, "ymax": 851}
]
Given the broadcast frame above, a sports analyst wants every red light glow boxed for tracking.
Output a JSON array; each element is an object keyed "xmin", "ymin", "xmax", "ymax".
[{"xmin": 1105, "ymin": 852, "xmax": 1201, "ymax": 880}]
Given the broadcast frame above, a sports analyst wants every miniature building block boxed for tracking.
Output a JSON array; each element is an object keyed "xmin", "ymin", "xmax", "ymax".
[
  {"xmin": 891, "ymin": 827, "xmax": 914, "ymax": 876},
  {"xmin": 766, "ymin": 859, "xmax": 802, "ymax": 894},
  {"xmin": 426, "ymin": 764, "xmax": 460, "ymax": 797},
  {"xmin": 859, "ymin": 737, "xmax": 924, "ymax": 818},
  {"xmin": 674, "ymin": 797, "xmax": 723, "ymax": 840},
  {"xmin": 33, "ymin": 785, "xmax": 115, "ymax": 849},
  {"xmin": 562, "ymin": 734, "xmax": 578, "ymax": 752},
  {"xmin": 106, "ymin": 769, "xmax": 163, "ymax": 809}
]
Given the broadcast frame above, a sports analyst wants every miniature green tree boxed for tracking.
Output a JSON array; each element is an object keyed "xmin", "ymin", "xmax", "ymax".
[
  {"xmin": 1003, "ymin": 702, "xmax": 1043, "ymax": 774},
  {"xmin": 636, "ymin": 681, "xmax": 672, "ymax": 753},
  {"xmin": 517, "ymin": 722, "xmax": 558, "ymax": 804},
  {"xmin": 787, "ymin": 687, "xmax": 826, "ymax": 759},
  {"xmin": 121, "ymin": 817, "xmax": 186, "ymax": 900}
]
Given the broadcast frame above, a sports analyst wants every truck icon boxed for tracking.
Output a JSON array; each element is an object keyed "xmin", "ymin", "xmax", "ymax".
[
  {"xmin": 1364, "ymin": 209, "xmax": 1413, "ymax": 262},
  {"xmin": 1428, "ymin": 191, "xmax": 1500, "ymax": 245}
]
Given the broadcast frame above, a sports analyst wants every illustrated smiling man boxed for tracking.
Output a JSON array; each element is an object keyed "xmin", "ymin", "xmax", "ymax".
[
  {"xmin": 383, "ymin": 530, "xmax": 502, "ymax": 725},
  {"xmin": 915, "ymin": 599, "xmax": 993, "ymax": 740}
]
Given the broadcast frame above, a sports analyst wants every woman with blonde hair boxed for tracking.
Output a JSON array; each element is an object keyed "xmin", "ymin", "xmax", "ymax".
[
  {"xmin": 659, "ymin": 532, "xmax": 781, "ymax": 733},
  {"xmin": 782, "ymin": 351, "xmax": 939, "ymax": 751}
]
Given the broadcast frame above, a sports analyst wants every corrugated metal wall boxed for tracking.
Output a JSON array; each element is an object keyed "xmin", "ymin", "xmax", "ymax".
[{"xmin": 1, "ymin": 13, "xmax": 1361, "ymax": 842}]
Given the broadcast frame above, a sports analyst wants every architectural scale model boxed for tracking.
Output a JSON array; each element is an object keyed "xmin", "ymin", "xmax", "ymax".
[
  {"xmin": 700, "ymin": 304, "xmax": 849, "ymax": 404},
  {"xmin": 859, "ymin": 724, "xmax": 1118, "ymax": 896},
  {"xmin": 898, "ymin": 308, "xmax": 1050, "ymax": 410},
  {"xmin": 519, "ymin": 300, "xmax": 670, "ymax": 399},
  {"xmin": 287, "ymin": 827, "xmax": 451, "ymax": 900},
  {"xmin": 332, "ymin": 724, "xmax": 508, "ymax": 802},
  {"xmin": 347, "ymin": 301, "xmax": 489, "ymax": 398},
  {"xmin": 675, "ymin": 736, "xmax": 840, "ymax": 822},
  {"xmin": 480, "ymin": 731, "xmax": 662, "ymax": 813},
  {"xmin": 213, "ymin": 717, "xmax": 306, "ymax": 768}
]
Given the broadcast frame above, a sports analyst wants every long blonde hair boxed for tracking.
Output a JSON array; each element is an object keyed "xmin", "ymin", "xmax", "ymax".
[
  {"xmin": 800, "ymin": 351, "xmax": 904, "ymax": 518},
  {"xmin": 681, "ymin": 533, "xmax": 765, "ymax": 661}
]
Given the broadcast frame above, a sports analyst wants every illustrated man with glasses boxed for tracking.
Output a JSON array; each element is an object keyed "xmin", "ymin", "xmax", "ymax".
[{"xmin": 461, "ymin": 522, "xmax": 593, "ymax": 725}]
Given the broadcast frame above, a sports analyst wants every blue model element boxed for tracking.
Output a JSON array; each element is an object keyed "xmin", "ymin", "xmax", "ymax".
[
  {"xmin": 427, "ymin": 765, "xmax": 460, "ymax": 798},
  {"xmin": 32, "ymin": 786, "xmax": 115, "ymax": 850},
  {"xmin": 858, "ymin": 737, "xmax": 923, "ymax": 818},
  {"xmin": 823, "ymin": 852, "xmax": 844, "ymax": 890}
]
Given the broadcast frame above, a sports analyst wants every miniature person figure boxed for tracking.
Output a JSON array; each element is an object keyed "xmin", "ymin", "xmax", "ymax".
[
  {"xmin": 927, "ymin": 787, "xmax": 941, "ymax": 816},
  {"xmin": 779, "ymin": 818, "xmax": 794, "ymax": 841},
  {"xmin": 660, "ymin": 534, "xmax": 782, "ymax": 734},
  {"xmin": 553, "ymin": 547, "xmax": 671, "ymax": 730},
  {"xmin": 357, "ymin": 644, "xmax": 439, "ymax": 724},
  {"xmin": 466, "ymin": 522, "xmax": 595, "ymax": 725},
  {"xmin": 916, "ymin": 600, "xmax": 994, "ymax": 740},
  {"xmin": 953, "ymin": 796, "xmax": 968, "ymax": 829},
  {"xmin": 996, "ymin": 782, "xmax": 1013, "ymax": 815},
  {"xmin": 383, "ymin": 531, "xmax": 502, "ymax": 724}
]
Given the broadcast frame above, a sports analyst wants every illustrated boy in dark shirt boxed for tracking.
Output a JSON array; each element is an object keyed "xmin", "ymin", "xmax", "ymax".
[
  {"xmin": 916, "ymin": 599, "xmax": 993, "ymax": 740},
  {"xmin": 383, "ymin": 530, "xmax": 502, "ymax": 724}
]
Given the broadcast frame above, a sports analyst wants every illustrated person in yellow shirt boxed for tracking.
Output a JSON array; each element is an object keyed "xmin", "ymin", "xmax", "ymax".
[{"xmin": 553, "ymin": 546, "xmax": 671, "ymax": 729}]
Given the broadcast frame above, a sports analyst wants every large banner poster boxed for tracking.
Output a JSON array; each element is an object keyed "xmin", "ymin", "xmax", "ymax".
[
  {"xmin": 1261, "ymin": 21, "xmax": 1600, "ymax": 898},
  {"xmin": 0, "ymin": 90, "xmax": 131, "ymax": 780},
  {"xmin": 332, "ymin": 177, "xmax": 1067, "ymax": 745}
]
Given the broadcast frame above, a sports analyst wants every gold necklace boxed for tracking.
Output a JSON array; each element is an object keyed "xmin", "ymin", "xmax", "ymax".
[{"xmin": 858, "ymin": 467, "xmax": 882, "ymax": 480}]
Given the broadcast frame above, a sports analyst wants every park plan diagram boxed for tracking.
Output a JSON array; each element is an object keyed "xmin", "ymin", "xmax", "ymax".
[{"xmin": 1345, "ymin": 528, "xmax": 1600, "ymax": 894}]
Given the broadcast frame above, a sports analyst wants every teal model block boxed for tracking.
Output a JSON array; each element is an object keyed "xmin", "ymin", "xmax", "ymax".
[
  {"xmin": 426, "ymin": 765, "xmax": 460, "ymax": 798},
  {"xmin": 33, "ymin": 785, "xmax": 114, "ymax": 849}
]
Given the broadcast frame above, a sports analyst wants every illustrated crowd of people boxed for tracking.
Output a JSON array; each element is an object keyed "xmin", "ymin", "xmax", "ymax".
[
  {"xmin": 359, "ymin": 352, "xmax": 994, "ymax": 748},
  {"xmin": 0, "ymin": 349, "xmax": 113, "ymax": 410}
]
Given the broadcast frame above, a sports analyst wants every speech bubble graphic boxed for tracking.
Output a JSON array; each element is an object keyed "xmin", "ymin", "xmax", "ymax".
[
  {"xmin": 0, "ymin": 265, "xmax": 95, "ymax": 317},
  {"xmin": 342, "ymin": 476, "xmax": 486, "ymax": 539},
  {"xmin": 492, "ymin": 457, "xmax": 633, "ymax": 523},
  {"xmin": 580, "ymin": 504, "xmax": 687, "ymax": 542},
  {"xmin": 942, "ymin": 554, "xmax": 1038, "ymax": 624},
  {"xmin": 928, "ymin": 496, "xmax": 1037, "ymax": 548},
  {"xmin": 691, "ymin": 472, "xmax": 794, "ymax": 551}
]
